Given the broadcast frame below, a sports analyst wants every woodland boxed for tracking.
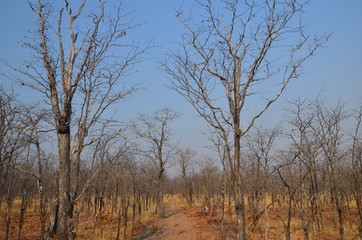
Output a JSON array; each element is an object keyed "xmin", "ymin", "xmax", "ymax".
[{"xmin": 0, "ymin": 0, "xmax": 361, "ymax": 240}]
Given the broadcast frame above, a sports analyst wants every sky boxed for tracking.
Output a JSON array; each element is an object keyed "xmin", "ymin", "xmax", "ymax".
[{"xmin": 0, "ymin": 0, "xmax": 361, "ymax": 162}]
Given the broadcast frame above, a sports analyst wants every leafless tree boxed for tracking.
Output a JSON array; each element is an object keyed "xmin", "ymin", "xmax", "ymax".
[
  {"xmin": 133, "ymin": 108, "xmax": 179, "ymax": 218},
  {"xmin": 283, "ymin": 99, "xmax": 319, "ymax": 239},
  {"xmin": 313, "ymin": 99, "xmax": 347, "ymax": 240},
  {"xmin": 2, "ymin": 0, "xmax": 149, "ymax": 238},
  {"xmin": 275, "ymin": 148, "xmax": 310, "ymax": 240},
  {"xmin": 0, "ymin": 87, "xmax": 27, "ymax": 240},
  {"xmin": 349, "ymin": 105, "xmax": 362, "ymax": 239},
  {"xmin": 206, "ymin": 128, "xmax": 235, "ymax": 234},
  {"xmin": 163, "ymin": 0, "xmax": 329, "ymax": 238},
  {"xmin": 176, "ymin": 148, "xmax": 196, "ymax": 206},
  {"xmin": 17, "ymin": 107, "xmax": 50, "ymax": 240},
  {"xmin": 196, "ymin": 156, "xmax": 223, "ymax": 215},
  {"xmin": 244, "ymin": 126, "xmax": 280, "ymax": 232},
  {"xmin": 0, "ymin": 88, "xmax": 25, "ymax": 196}
]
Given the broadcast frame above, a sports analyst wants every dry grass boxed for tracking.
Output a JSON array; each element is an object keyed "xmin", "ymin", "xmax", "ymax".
[
  {"xmin": 178, "ymin": 195, "xmax": 360, "ymax": 240},
  {"xmin": 0, "ymin": 197, "xmax": 161, "ymax": 240},
  {"xmin": 1, "ymin": 194, "xmax": 360, "ymax": 239}
]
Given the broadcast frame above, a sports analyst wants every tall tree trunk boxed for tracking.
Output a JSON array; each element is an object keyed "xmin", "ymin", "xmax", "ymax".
[
  {"xmin": 235, "ymin": 191, "xmax": 247, "ymax": 240},
  {"xmin": 17, "ymin": 187, "xmax": 28, "ymax": 240},
  {"xmin": 286, "ymin": 193, "xmax": 293, "ymax": 240},
  {"xmin": 35, "ymin": 138, "xmax": 46, "ymax": 240},
  {"xmin": 156, "ymin": 183, "xmax": 165, "ymax": 218},
  {"xmin": 56, "ymin": 132, "xmax": 71, "ymax": 240},
  {"xmin": 115, "ymin": 206, "xmax": 122, "ymax": 240},
  {"xmin": 335, "ymin": 196, "xmax": 345, "ymax": 240},
  {"xmin": 39, "ymin": 185, "xmax": 46, "ymax": 240},
  {"xmin": 122, "ymin": 196, "xmax": 130, "ymax": 239},
  {"xmin": 234, "ymin": 129, "xmax": 247, "ymax": 240}
]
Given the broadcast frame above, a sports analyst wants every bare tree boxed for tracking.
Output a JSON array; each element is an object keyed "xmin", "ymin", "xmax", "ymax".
[
  {"xmin": 197, "ymin": 156, "xmax": 223, "ymax": 215},
  {"xmin": 2, "ymin": 0, "xmax": 148, "ymax": 238},
  {"xmin": 176, "ymin": 148, "xmax": 196, "ymax": 206},
  {"xmin": 163, "ymin": 0, "xmax": 329, "ymax": 239},
  {"xmin": 245, "ymin": 126, "xmax": 280, "ymax": 232},
  {"xmin": 349, "ymin": 105, "xmax": 362, "ymax": 239},
  {"xmin": 18, "ymin": 107, "xmax": 50, "ymax": 240},
  {"xmin": 314, "ymin": 99, "xmax": 347, "ymax": 239},
  {"xmin": 207, "ymin": 130, "xmax": 232, "ymax": 235},
  {"xmin": 133, "ymin": 108, "xmax": 179, "ymax": 218},
  {"xmin": 275, "ymin": 148, "xmax": 310, "ymax": 240},
  {"xmin": 0, "ymin": 87, "xmax": 28, "ymax": 240}
]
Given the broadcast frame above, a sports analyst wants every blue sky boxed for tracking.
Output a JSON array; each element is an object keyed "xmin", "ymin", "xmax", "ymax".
[{"xmin": 0, "ymin": 0, "xmax": 361, "ymax": 157}]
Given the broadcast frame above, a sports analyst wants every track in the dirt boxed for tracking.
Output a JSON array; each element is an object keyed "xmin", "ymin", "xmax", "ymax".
[{"xmin": 137, "ymin": 198, "xmax": 197, "ymax": 240}]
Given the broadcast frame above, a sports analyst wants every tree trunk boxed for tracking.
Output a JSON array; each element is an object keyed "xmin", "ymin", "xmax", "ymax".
[
  {"xmin": 39, "ymin": 186, "xmax": 46, "ymax": 240},
  {"xmin": 336, "ymin": 196, "xmax": 345, "ymax": 240},
  {"xmin": 122, "ymin": 197, "xmax": 130, "ymax": 239},
  {"xmin": 17, "ymin": 190, "xmax": 28, "ymax": 240},
  {"xmin": 156, "ymin": 184, "xmax": 165, "ymax": 218},
  {"xmin": 48, "ymin": 200, "xmax": 59, "ymax": 237},
  {"xmin": 35, "ymin": 139, "xmax": 46, "ymax": 240},
  {"xmin": 115, "ymin": 206, "xmax": 122, "ymax": 240},
  {"xmin": 56, "ymin": 132, "xmax": 71, "ymax": 240},
  {"xmin": 235, "ymin": 191, "xmax": 247, "ymax": 240},
  {"xmin": 5, "ymin": 197, "xmax": 13, "ymax": 240},
  {"xmin": 286, "ymin": 193, "xmax": 293, "ymax": 240}
]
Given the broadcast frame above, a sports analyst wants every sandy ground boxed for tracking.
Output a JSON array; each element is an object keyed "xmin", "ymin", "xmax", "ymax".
[{"xmin": 137, "ymin": 198, "xmax": 197, "ymax": 240}]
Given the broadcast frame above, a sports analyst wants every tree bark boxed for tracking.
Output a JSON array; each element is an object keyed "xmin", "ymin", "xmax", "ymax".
[
  {"xmin": 235, "ymin": 192, "xmax": 247, "ymax": 240},
  {"xmin": 56, "ymin": 131, "xmax": 71, "ymax": 240}
]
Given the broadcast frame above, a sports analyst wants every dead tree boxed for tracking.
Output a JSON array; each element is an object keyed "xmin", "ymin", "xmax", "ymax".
[{"xmin": 163, "ymin": 0, "xmax": 329, "ymax": 239}]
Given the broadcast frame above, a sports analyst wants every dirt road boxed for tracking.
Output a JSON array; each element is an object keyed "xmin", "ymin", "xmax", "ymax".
[{"xmin": 137, "ymin": 197, "xmax": 197, "ymax": 240}]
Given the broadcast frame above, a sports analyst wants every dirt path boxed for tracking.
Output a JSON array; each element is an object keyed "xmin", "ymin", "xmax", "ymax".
[{"xmin": 137, "ymin": 197, "xmax": 197, "ymax": 240}]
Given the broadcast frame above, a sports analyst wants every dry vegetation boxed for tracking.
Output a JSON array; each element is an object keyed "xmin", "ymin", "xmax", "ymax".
[
  {"xmin": 182, "ymin": 196, "xmax": 361, "ymax": 240},
  {"xmin": 1, "ymin": 164, "xmax": 362, "ymax": 240},
  {"xmin": 1, "ymin": 196, "xmax": 161, "ymax": 240},
  {"xmin": 1, "ymin": 94, "xmax": 362, "ymax": 240},
  {"xmin": 1, "ymin": 0, "xmax": 361, "ymax": 240}
]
